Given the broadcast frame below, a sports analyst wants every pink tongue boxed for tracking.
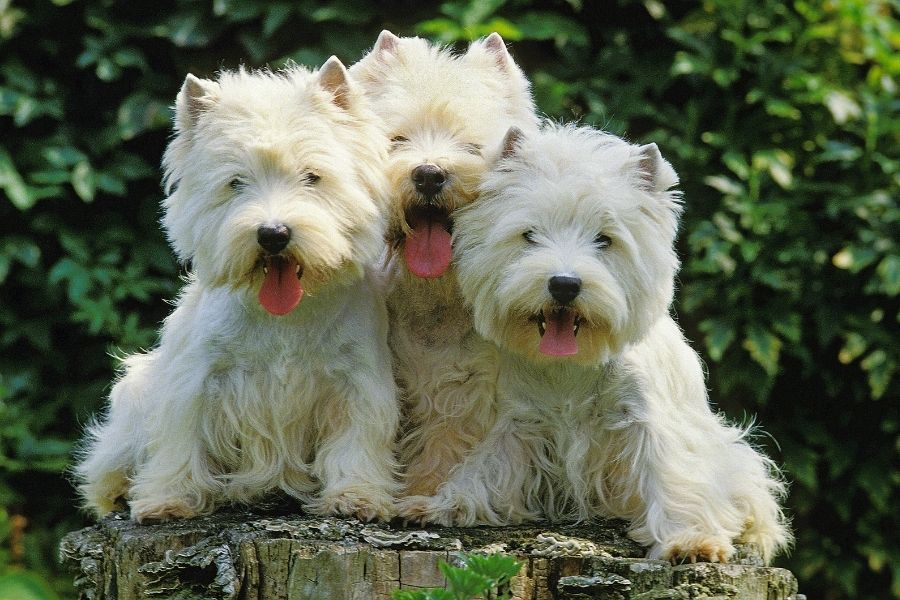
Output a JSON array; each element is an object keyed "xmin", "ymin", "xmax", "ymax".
[
  {"xmin": 404, "ymin": 217, "xmax": 452, "ymax": 278},
  {"xmin": 539, "ymin": 310, "xmax": 579, "ymax": 356},
  {"xmin": 258, "ymin": 257, "xmax": 304, "ymax": 316}
]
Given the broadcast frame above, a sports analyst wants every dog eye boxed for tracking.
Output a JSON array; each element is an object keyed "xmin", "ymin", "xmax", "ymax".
[
  {"xmin": 304, "ymin": 173, "xmax": 321, "ymax": 185},
  {"xmin": 462, "ymin": 143, "xmax": 482, "ymax": 156},
  {"xmin": 229, "ymin": 178, "xmax": 244, "ymax": 190},
  {"xmin": 594, "ymin": 234, "xmax": 612, "ymax": 249},
  {"xmin": 522, "ymin": 230, "xmax": 537, "ymax": 244},
  {"xmin": 391, "ymin": 135, "xmax": 408, "ymax": 143}
]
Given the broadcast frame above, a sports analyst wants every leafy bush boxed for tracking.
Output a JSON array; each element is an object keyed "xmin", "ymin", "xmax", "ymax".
[
  {"xmin": 0, "ymin": 1, "xmax": 895, "ymax": 599},
  {"xmin": 392, "ymin": 553, "xmax": 522, "ymax": 600}
]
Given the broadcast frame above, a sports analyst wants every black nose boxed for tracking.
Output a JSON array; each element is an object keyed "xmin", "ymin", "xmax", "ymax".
[
  {"xmin": 411, "ymin": 164, "xmax": 446, "ymax": 197},
  {"xmin": 257, "ymin": 224, "xmax": 291, "ymax": 254},
  {"xmin": 548, "ymin": 275, "xmax": 581, "ymax": 305}
]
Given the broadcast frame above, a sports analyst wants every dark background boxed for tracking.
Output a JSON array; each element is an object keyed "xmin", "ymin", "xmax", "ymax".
[{"xmin": 0, "ymin": 1, "xmax": 897, "ymax": 598}]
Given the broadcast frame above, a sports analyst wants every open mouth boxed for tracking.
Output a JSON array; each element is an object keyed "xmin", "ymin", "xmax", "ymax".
[
  {"xmin": 257, "ymin": 255, "xmax": 304, "ymax": 316},
  {"xmin": 533, "ymin": 307, "xmax": 582, "ymax": 356},
  {"xmin": 402, "ymin": 205, "xmax": 453, "ymax": 279},
  {"xmin": 261, "ymin": 255, "xmax": 302, "ymax": 277}
]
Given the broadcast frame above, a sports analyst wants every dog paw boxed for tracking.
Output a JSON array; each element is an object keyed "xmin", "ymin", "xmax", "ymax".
[
  {"xmin": 660, "ymin": 534, "xmax": 735, "ymax": 564},
  {"xmin": 311, "ymin": 488, "xmax": 395, "ymax": 522},
  {"xmin": 130, "ymin": 497, "xmax": 199, "ymax": 524},
  {"xmin": 82, "ymin": 473, "xmax": 130, "ymax": 516},
  {"xmin": 395, "ymin": 494, "xmax": 473, "ymax": 527}
]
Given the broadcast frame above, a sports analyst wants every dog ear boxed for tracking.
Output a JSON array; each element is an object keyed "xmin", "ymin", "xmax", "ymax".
[
  {"xmin": 176, "ymin": 74, "xmax": 218, "ymax": 131},
  {"xmin": 374, "ymin": 29, "xmax": 400, "ymax": 56},
  {"xmin": 482, "ymin": 32, "xmax": 513, "ymax": 72},
  {"xmin": 500, "ymin": 126, "xmax": 525, "ymax": 160},
  {"xmin": 636, "ymin": 143, "xmax": 679, "ymax": 192},
  {"xmin": 319, "ymin": 56, "xmax": 353, "ymax": 110}
]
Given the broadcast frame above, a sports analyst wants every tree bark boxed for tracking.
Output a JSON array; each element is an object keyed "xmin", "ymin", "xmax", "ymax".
[{"xmin": 59, "ymin": 502, "xmax": 802, "ymax": 599}]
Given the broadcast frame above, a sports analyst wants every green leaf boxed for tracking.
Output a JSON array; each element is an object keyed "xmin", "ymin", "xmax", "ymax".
[
  {"xmin": 699, "ymin": 319, "xmax": 736, "ymax": 361},
  {"xmin": 743, "ymin": 324, "xmax": 782, "ymax": 376},
  {"xmin": 439, "ymin": 561, "xmax": 491, "ymax": 598},
  {"xmin": 461, "ymin": 553, "xmax": 522, "ymax": 583},
  {"xmin": 71, "ymin": 161, "xmax": 96, "ymax": 203},
  {"xmin": 391, "ymin": 591, "xmax": 426, "ymax": 600},
  {"xmin": 96, "ymin": 172, "xmax": 127, "ymax": 196},
  {"xmin": 771, "ymin": 313, "xmax": 802, "ymax": 344},
  {"xmin": 787, "ymin": 446, "xmax": 819, "ymax": 490},
  {"xmin": 858, "ymin": 464, "xmax": 892, "ymax": 512},
  {"xmin": 416, "ymin": 19, "xmax": 466, "ymax": 43},
  {"xmin": 309, "ymin": 1, "xmax": 375, "ymax": 25},
  {"xmin": 165, "ymin": 12, "xmax": 218, "ymax": 47},
  {"xmin": 703, "ymin": 175, "xmax": 744, "ymax": 196},
  {"xmin": 117, "ymin": 94, "xmax": 171, "ymax": 140},
  {"xmin": 860, "ymin": 350, "xmax": 893, "ymax": 399},
  {"xmin": 444, "ymin": 0, "xmax": 507, "ymax": 27},
  {"xmin": 875, "ymin": 255, "xmax": 900, "ymax": 296},
  {"xmin": 839, "ymin": 332, "xmax": 868, "ymax": 364},
  {"xmin": 0, "ymin": 148, "xmax": 34, "ymax": 210},
  {"xmin": 764, "ymin": 98, "xmax": 801, "ymax": 120},
  {"xmin": 0, "ymin": 572, "xmax": 61, "ymax": 600},
  {"xmin": 262, "ymin": 3, "xmax": 293, "ymax": 37},
  {"xmin": 42, "ymin": 147, "xmax": 88, "ymax": 168},
  {"xmin": 721, "ymin": 151, "xmax": 750, "ymax": 180},
  {"xmin": 832, "ymin": 245, "xmax": 879, "ymax": 273},
  {"xmin": 513, "ymin": 12, "xmax": 588, "ymax": 45}
]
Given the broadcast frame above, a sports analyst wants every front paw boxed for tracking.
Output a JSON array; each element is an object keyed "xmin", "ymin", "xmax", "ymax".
[
  {"xmin": 310, "ymin": 487, "xmax": 395, "ymax": 522},
  {"xmin": 396, "ymin": 494, "xmax": 455, "ymax": 526},
  {"xmin": 130, "ymin": 497, "xmax": 200, "ymax": 524},
  {"xmin": 659, "ymin": 534, "xmax": 735, "ymax": 564},
  {"xmin": 395, "ymin": 492, "xmax": 496, "ymax": 527}
]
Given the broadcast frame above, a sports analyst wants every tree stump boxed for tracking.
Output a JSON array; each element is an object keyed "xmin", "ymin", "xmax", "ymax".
[{"xmin": 59, "ymin": 502, "xmax": 802, "ymax": 599}]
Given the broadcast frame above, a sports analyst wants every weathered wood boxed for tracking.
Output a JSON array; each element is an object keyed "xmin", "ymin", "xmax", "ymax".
[{"xmin": 59, "ymin": 502, "xmax": 802, "ymax": 599}]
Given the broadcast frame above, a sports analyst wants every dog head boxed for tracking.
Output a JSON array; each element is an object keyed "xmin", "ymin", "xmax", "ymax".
[
  {"xmin": 161, "ymin": 59, "xmax": 389, "ymax": 315},
  {"xmin": 454, "ymin": 124, "xmax": 683, "ymax": 365},
  {"xmin": 349, "ymin": 30, "xmax": 538, "ymax": 279}
]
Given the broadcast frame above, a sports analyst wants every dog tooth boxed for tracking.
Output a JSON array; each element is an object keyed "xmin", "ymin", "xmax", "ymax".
[{"xmin": 263, "ymin": 266, "xmax": 268, "ymax": 275}]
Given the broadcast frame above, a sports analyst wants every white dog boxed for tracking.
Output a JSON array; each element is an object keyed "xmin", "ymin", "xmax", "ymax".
[
  {"xmin": 349, "ymin": 31, "xmax": 539, "ymax": 499},
  {"xmin": 403, "ymin": 124, "xmax": 791, "ymax": 564},
  {"xmin": 75, "ymin": 59, "xmax": 399, "ymax": 523}
]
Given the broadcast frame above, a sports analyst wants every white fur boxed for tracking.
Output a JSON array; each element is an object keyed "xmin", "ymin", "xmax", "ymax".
[
  {"xmin": 403, "ymin": 123, "xmax": 792, "ymax": 564},
  {"xmin": 349, "ymin": 32, "xmax": 539, "ymax": 497},
  {"xmin": 75, "ymin": 62, "xmax": 400, "ymax": 522}
]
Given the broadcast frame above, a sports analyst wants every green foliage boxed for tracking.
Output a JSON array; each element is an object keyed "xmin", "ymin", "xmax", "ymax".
[
  {"xmin": 392, "ymin": 554, "xmax": 522, "ymax": 600},
  {"xmin": 1, "ymin": 1, "xmax": 896, "ymax": 599}
]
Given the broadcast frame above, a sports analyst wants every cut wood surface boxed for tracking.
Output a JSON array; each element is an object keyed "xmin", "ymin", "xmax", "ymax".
[{"xmin": 60, "ymin": 502, "xmax": 802, "ymax": 599}]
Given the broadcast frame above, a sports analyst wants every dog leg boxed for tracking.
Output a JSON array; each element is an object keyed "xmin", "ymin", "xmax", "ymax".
[
  {"xmin": 612, "ymin": 322, "xmax": 790, "ymax": 564},
  {"xmin": 124, "ymin": 360, "xmax": 223, "ymax": 523},
  {"xmin": 307, "ymin": 354, "xmax": 400, "ymax": 522},
  {"xmin": 397, "ymin": 416, "xmax": 537, "ymax": 526}
]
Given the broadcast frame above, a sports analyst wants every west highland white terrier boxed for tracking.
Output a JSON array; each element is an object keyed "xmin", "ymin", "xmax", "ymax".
[
  {"xmin": 404, "ymin": 124, "xmax": 791, "ymax": 564},
  {"xmin": 75, "ymin": 59, "xmax": 400, "ymax": 523},
  {"xmin": 349, "ymin": 31, "xmax": 539, "ymax": 499}
]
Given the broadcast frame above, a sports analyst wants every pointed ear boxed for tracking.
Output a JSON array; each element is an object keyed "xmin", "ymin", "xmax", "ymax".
[
  {"xmin": 374, "ymin": 29, "xmax": 400, "ymax": 56},
  {"xmin": 481, "ymin": 32, "xmax": 513, "ymax": 72},
  {"xmin": 319, "ymin": 56, "xmax": 352, "ymax": 110},
  {"xmin": 176, "ymin": 73, "xmax": 218, "ymax": 130},
  {"xmin": 500, "ymin": 126, "xmax": 525, "ymax": 160},
  {"xmin": 636, "ymin": 143, "xmax": 679, "ymax": 192}
]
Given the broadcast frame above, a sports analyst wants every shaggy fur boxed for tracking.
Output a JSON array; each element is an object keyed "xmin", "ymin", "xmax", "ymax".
[
  {"xmin": 402, "ymin": 124, "xmax": 792, "ymax": 564},
  {"xmin": 75, "ymin": 59, "xmax": 400, "ymax": 523},
  {"xmin": 349, "ymin": 32, "xmax": 539, "ymax": 499}
]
